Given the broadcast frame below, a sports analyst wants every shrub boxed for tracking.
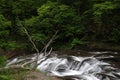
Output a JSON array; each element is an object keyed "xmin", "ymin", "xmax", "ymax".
[{"xmin": 0, "ymin": 56, "xmax": 7, "ymax": 67}]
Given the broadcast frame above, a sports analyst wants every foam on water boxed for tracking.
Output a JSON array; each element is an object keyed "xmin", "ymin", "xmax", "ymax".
[{"xmin": 7, "ymin": 52, "xmax": 120, "ymax": 80}]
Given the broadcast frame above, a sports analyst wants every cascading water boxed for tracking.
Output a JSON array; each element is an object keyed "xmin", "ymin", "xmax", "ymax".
[{"xmin": 7, "ymin": 51, "xmax": 120, "ymax": 80}]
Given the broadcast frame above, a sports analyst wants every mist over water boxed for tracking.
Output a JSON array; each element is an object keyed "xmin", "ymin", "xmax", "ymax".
[{"xmin": 7, "ymin": 50, "xmax": 120, "ymax": 80}]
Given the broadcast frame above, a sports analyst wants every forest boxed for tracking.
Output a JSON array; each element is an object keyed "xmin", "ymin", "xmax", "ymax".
[
  {"xmin": 0, "ymin": 0, "xmax": 120, "ymax": 52},
  {"xmin": 0, "ymin": 0, "xmax": 120, "ymax": 80}
]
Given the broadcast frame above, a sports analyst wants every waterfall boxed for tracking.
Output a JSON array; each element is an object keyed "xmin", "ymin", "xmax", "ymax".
[{"xmin": 7, "ymin": 51, "xmax": 120, "ymax": 80}]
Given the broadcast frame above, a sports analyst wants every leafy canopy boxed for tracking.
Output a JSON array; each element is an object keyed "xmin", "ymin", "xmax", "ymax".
[{"xmin": 25, "ymin": 1, "xmax": 84, "ymax": 48}]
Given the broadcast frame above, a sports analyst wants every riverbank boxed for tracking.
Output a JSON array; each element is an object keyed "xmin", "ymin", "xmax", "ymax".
[
  {"xmin": 72, "ymin": 41, "xmax": 120, "ymax": 51},
  {"xmin": 1, "ymin": 41, "xmax": 120, "ymax": 80},
  {"xmin": 0, "ymin": 68, "xmax": 63, "ymax": 80}
]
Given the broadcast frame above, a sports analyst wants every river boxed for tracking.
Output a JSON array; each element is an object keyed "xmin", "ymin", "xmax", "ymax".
[{"xmin": 7, "ymin": 50, "xmax": 120, "ymax": 80}]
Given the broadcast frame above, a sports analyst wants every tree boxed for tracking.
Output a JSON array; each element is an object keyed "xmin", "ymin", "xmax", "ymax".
[
  {"xmin": 92, "ymin": 1, "xmax": 120, "ymax": 41},
  {"xmin": 0, "ymin": 0, "xmax": 47, "ymax": 50},
  {"xmin": 24, "ymin": 1, "xmax": 85, "ymax": 49}
]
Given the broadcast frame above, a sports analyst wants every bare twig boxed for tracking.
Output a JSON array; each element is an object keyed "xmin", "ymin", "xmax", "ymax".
[{"xmin": 43, "ymin": 30, "xmax": 58, "ymax": 56}]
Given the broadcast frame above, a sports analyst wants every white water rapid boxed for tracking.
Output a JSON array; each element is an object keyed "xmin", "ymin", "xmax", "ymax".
[{"xmin": 7, "ymin": 51, "xmax": 120, "ymax": 80}]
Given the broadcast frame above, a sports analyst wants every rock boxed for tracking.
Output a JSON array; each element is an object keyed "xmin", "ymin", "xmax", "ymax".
[{"xmin": 26, "ymin": 70, "xmax": 63, "ymax": 80}]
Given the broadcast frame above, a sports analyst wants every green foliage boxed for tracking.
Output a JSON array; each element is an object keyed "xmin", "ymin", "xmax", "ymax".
[
  {"xmin": 0, "ymin": 14, "xmax": 11, "ymax": 38},
  {"xmin": 0, "ymin": 0, "xmax": 45, "ymax": 18},
  {"xmin": 70, "ymin": 38, "xmax": 87, "ymax": 48},
  {"xmin": 0, "ymin": 14, "xmax": 23, "ymax": 50},
  {"xmin": 111, "ymin": 28, "xmax": 120, "ymax": 43},
  {"xmin": 24, "ymin": 1, "xmax": 85, "ymax": 48},
  {"xmin": 0, "ymin": 75, "xmax": 12, "ymax": 80},
  {"xmin": 0, "ymin": 0, "xmax": 47, "ymax": 50},
  {"xmin": 37, "ymin": 1, "xmax": 76, "ymax": 30},
  {"xmin": 0, "ymin": 0, "xmax": 120, "ymax": 50},
  {"xmin": 93, "ymin": 1, "xmax": 117, "ymax": 23},
  {"xmin": 31, "ymin": 33, "xmax": 47, "ymax": 44},
  {"xmin": 0, "ymin": 56, "xmax": 7, "ymax": 67},
  {"xmin": 0, "ymin": 41, "xmax": 23, "ymax": 50}
]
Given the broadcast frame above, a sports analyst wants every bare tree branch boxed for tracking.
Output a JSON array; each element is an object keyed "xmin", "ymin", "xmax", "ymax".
[
  {"xmin": 43, "ymin": 30, "xmax": 58, "ymax": 56},
  {"xmin": 5, "ymin": 18, "xmax": 59, "ymax": 69},
  {"xmin": 23, "ymin": 27, "xmax": 40, "ymax": 54},
  {"xmin": 22, "ymin": 27, "xmax": 40, "ymax": 68}
]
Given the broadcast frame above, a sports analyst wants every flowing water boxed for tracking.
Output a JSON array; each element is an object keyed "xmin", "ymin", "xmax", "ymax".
[{"xmin": 7, "ymin": 50, "xmax": 120, "ymax": 80}]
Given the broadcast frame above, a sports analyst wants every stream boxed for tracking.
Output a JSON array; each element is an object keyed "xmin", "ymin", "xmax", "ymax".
[{"xmin": 7, "ymin": 50, "xmax": 120, "ymax": 80}]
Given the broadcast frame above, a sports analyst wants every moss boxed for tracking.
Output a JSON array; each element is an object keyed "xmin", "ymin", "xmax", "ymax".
[{"xmin": 0, "ymin": 68, "xmax": 29, "ymax": 80}]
